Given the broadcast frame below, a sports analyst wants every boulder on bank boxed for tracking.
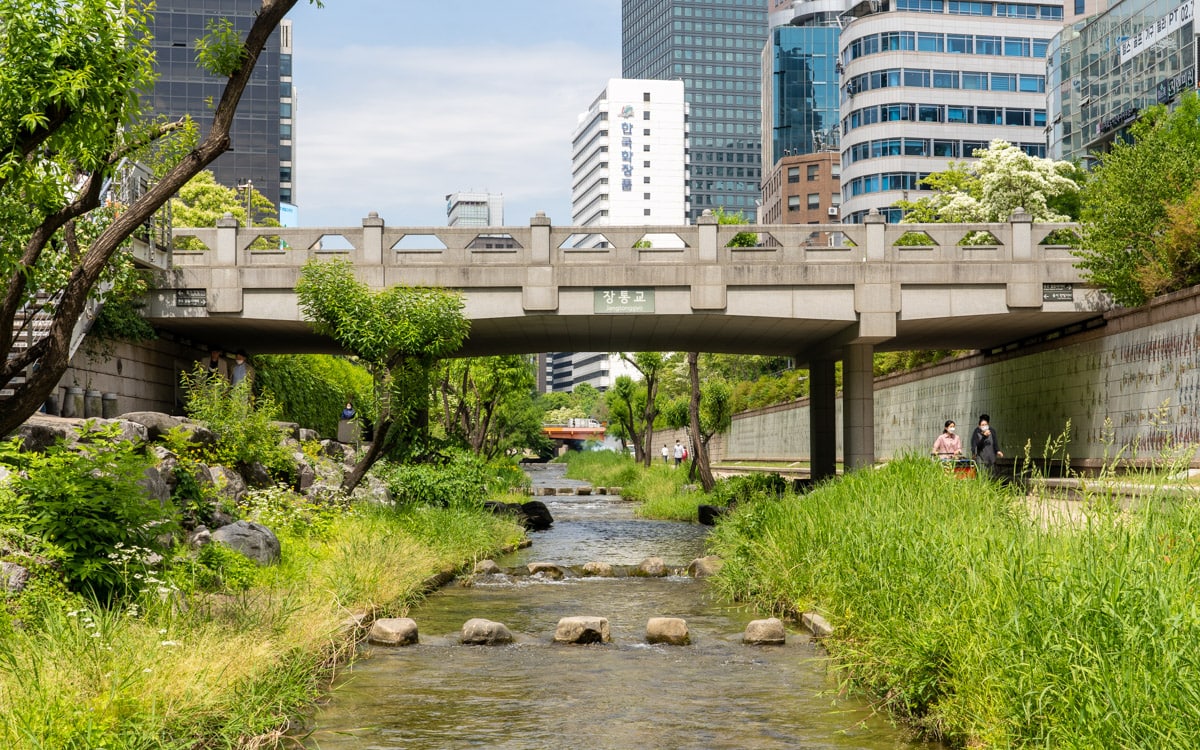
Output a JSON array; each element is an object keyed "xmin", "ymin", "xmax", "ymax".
[
  {"xmin": 697, "ymin": 504, "xmax": 727, "ymax": 526},
  {"xmin": 633, "ymin": 556, "xmax": 668, "ymax": 577},
  {"xmin": 483, "ymin": 500, "xmax": 554, "ymax": 531},
  {"xmin": 646, "ymin": 617, "xmax": 690, "ymax": 645},
  {"xmin": 297, "ymin": 428, "xmax": 320, "ymax": 443},
  {"xmin": 208, "ymin": 465, "xmax": 247, "ymax": 504},
  {"xmin": 527, "ymin": 562, "xmax": 565, "ymax": 580},
  {"xmin": 211, "ymin": 520, "xmax": 280, "ymax": 565},
  {"xmin": 554, "ymin": 616, "xmax": 611, "ymax": 644},
  {"xmin": 686, "ymin": 555, "xmax": 724, "ymax": 578},
  {"xmin": 461, "ymin": 618, "xmax": 513, "ymax": 645},
  {"xmin": 174, "ymin": 421, "xmax": 218, "ymax": 448},
  {"xmin": 240, "ymin": 461, "xmax": 273, "ymax": 489},
  {"xmin": 743, "ymin": 617, "xmax": 787, "ymax": 645},
  {"xmin": 14, "ymin": 415, "xmax": 80, "ymax": 452},
  {"xmin": 581, "ymin": 561, "xmax": 614, "ymax": 577},
  {"xmin": 117, "ymin": 411, "xmax": 183, "ymax": 442},
  {"xmin": 474, "ymin": 559, "xmax": 502, "ymax": 575},
  {"xmin": 1, "ymin": 562, "xmax": 29, "ymax": 593},
  {"xmin": 137, "ymin": 465, "xmax": 171, "ymax": 506},
  {"xmin": 368, "ymin": 617, "xmax": 419, "ymax": 646}
]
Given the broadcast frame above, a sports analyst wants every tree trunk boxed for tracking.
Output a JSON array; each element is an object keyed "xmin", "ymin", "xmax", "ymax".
[
  {"xmin": 341, "ymin": 418, "xmax": 392, "ymax": 494},
  {"xmin": 0, "ymin": 0, "xmax": 300, "ymax": 438},
  {"xmin": 640, "ymin": 375, "xmax": 659, "ymax": 467},
  {"xmin": 687, "ymin": 352, "xmax": 715, "ymax": 492}
]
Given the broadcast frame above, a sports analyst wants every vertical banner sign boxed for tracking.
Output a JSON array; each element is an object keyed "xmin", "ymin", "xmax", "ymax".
[
  {"xmin": 1119, "ymin": 0, "xmax": 1194, "ymax": 64},
  {"xmin": 619, "ymin": 104, "xmax": 635, "ymax": 192}
]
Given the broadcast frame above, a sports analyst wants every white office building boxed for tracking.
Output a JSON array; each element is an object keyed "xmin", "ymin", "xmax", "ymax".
[
  {"xmin": 446, "ymin": 191, "xmax": 503, "ymax": 227},
  {"xmin": 837, "ymin": 0, "xmax": 1064, "ymax": 223},
  {"xmin": 545, "ymin": 79, "xmax": 688, "ymax": 393}
]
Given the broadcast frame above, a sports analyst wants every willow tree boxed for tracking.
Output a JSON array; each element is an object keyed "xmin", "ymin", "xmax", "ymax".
[
  {"xmin": 295, "ymin": 259, "xmax": 469, "ymax": 493},
  {"xmin": 0, "ymin": 0, "xmax": 315, "ymax": 436}
]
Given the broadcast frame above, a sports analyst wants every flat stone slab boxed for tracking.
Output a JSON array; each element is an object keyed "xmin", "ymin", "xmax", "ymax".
[
  {"xmin": 368, "ymin": 617, "xmax": 419, "ymax": 646},
  {"xmin": 802, "ymin": 612, "xmax": 833, "ymax": 638},
  {"xmin": 646, "ymin": 617, "xmax": 690, "ymax": 646},
  {"xmin": 554, "ymin": 616, "xmax": 611, "ymax": 644},
  {"xmin": 743, "ymin": 617, "xmax": 787, "ymax": 645},
  {"xmin": 461, "ymin": 618, "xmax": 513, "ymax": 645}
]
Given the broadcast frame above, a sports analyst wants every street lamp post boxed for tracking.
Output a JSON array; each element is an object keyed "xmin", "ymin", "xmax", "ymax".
[{"xmin": 236, "ymin": 180, "xmax": 253, "ymax": 228}]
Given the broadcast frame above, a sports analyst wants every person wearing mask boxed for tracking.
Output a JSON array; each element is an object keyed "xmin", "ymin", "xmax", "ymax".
[
  {"xmin": 230, "ymin": 350, "xmax": 251, "ymax": 386},
  {"xmin": 341, "ymin": 401, "xmax": 356, "ymax": 420},
  {"xmin": 661, "ymin": 445, "xmax": 669, "ymax": 464},
  {"xmin": 931, "ymin": 420, "xmax": 962, "ymax": 461},
  {"xmin": 673, "ymin": 440, "xmax": 684, "ymax": 467},
  {"xmin": 205, "ymin": 349, "xmax": 224, "ymax": 379},
  {"xmin": 971, "ymin": 414, "xmax": 1003, "ymax": 477}
]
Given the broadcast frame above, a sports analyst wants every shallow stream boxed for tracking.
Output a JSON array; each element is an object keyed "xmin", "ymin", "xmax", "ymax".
[{"xmin": 303, "ymin": 465, "xmax": 937, "ymax": 749}]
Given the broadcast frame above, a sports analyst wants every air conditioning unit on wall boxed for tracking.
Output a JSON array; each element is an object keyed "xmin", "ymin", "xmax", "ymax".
[{"xmin": 827, "ymin": 206, "xmax": 839, "ymax": 216}]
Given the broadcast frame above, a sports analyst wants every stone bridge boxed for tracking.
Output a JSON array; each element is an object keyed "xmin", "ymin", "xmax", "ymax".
[{"xmin": 146, "ymin": 210, "xmax": 1104, "ymax": 476}]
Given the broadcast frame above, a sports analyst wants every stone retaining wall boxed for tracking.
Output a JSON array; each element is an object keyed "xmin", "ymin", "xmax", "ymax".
[
  {"xmin": 726, "ymin": 286, "xmax": 1200, "ymax": 467},
  {"xmin": 58, "ymin": 336, "xmax": 207, "ymax": 416}
]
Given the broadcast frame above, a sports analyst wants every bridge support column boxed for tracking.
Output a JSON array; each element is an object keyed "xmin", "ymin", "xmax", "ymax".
[
  {"xmin": 842, "ymin": 343, "xmax": 875, "ymax": 472},
  {"xmin": 809, "ymin": 358, "xmax": 836, "ymax": 482}
]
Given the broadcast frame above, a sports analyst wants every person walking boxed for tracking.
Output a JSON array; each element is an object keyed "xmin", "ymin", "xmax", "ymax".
[
  {"xmin": 931, "ymin": 420, "xmax": 963, "ymax": 461},
  {"xmin": 230, "ymin": 350, "xmax": 251, "ymax": 386},
  {"xmin": 661, "ymin": 445, "xmax": 669, "ymax": 464},
  {"xmin": 971, "ymin": 414, "xmax": 1003, "ymax": 477},
  {"xmin": 673, "ymin": 440, "xmax": 684, "ymax": 468}
]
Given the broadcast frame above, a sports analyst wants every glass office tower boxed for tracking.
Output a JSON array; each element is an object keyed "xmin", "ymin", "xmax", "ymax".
[
  {"xmin": 622, "ymin": 0, "xmax": 769, "ymax": 222},
  {"xmin": 145, "ymin": 2, "xmax": 293, "ymax": 212}
]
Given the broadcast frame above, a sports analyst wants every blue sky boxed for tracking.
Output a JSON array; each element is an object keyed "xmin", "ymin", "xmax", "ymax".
[{"xmin": 286, "ymin": 1, "xmax": 622, "ymax": 228}]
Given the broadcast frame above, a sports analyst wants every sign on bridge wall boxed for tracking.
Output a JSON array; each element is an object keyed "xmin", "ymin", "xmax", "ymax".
[{"xmin": 594, "ymin": 288, "xmax": 655, "ymax": 314}]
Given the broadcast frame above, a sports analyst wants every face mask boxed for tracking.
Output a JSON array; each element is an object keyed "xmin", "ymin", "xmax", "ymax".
[
  {"xmin": 980, "ymin": 424, "xmax": 989, "ymax": 431},
  {"xmin": 947, "ymin": 427, "xmax": 956, "ymax": 433}
]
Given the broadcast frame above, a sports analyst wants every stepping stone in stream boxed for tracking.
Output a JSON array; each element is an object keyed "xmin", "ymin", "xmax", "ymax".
[
  {"xmin": 474, "ymin": 559, "xmax": 502, "ymax": 575},
  {"xmin": 686, "ymin": 555, "xmax": 724, "ymax": 577},
  {"xmin": 368, "ymin": 617, "xmax": 419, "ymax": 646},
  {"xmin": 646, "ymin": 617, "xmax": 690, "ymax": 646},
  {"xmin": 632, "ymin": 556, "xmax": 668, "ymax": 577},
  {"xmin": 554, "ymin": 616, "xmax": 611, "ymax": 644},
  {"xmin": 743, "ymin": 617, "xmax": 787, "ymax": 645},
  {"xmin": 461, "ymin": 618, "xmax": 514, "ymax": 645},
  {"xmin": 581, "ymin": 561, "xmax": 614, "ymax": 577},
  {"xmin": 527, "ymin": 562, "xmax": 565, "ymax": 580}
]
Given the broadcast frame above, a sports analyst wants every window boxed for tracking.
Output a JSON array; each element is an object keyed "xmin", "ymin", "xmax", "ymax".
[
  {"xmin": 279, "ymin": 54, "xmax": 292, "ymax": 76},
  {"xmin": 279, "ymin": 123, "xmax": 292, "ymax": 139},
  {"xmin": 644, "ymin": 192, "xmax": 651, "ymax": 200},
  {"xmin": 807, "ymin": 164, "xmax": 820, "ymax": 180},
  {"xmin": 644, "ymin": 176, "xmax": 651, "ymax": 183},
  {"xmin": 949, "ymin": 0, "xmax": 992, "ymax": 13},
  {"xmin": 643, "ymin": 111, "xmax": 650, "ymax": 120},
  {"xmin": 990, "ymin": 73, "xmax": 1016, "ymax": 91},
  {"xmin": 1005, "ymin": 108, "xmax": 1031, "ymax": 126},
  {"xmin": 975, "ymin": 35, "xmax": 1001, "ymax": 55},
  {"xmin": 1033, "ymin": 39, "xmax": 1049, "ymax": 57},
  {"xmin": 976, "ymin": 107, "xmax": 1001, "ymax": 124},
  {"xmin": 644, "ymin": 160, "xmax": 651, "ymax": 167},
  {"xmin": 787, "ymin": 166, "xmax": 800, "ymax": 183},
  {"xmin": 807, "ymin": 193, "xmax": 821, "ymax": 209},
  {"xmin": 946, "ymin": 34, "xmax": 973, "ymax": 53},
  {"xmin": 1033, "ymin": 109, "xmax": 1047, "ymax": 127},
  {"xmin": 918, "ymin": 104, "xmax": 943, "ymax": 122},
  {"xmin": 644, "ymin": 128, "xmax": 651, "ymax": 135},
  {"xmin": 917, "ymin": 33, "xmax": 943, "ymax": 52},
  {"xmin": 933, "ymin": 70, "xmax": 959, "ymax": 88},
  {"xmin": 1018, "ymin": 75, "xmax": 1045, "ymax": 93},
  {"xmin": 280, "ymin": 167, "xmax": 292, "ymax": 182},
  {"xmin": 904, "ymin": 69, "xmax": 931, "ymax": 87},
  {"xmin": 279, "ymin": 102, "xmax": 292, "ymax": 118},
  {"xmin": 904, "ymin": 138, "xmax": 929, "ymax": 156},
  {"xmin": 643, "ymin": 92, "xmax": 651, "ymax": 102},
  {"xmin": 644, "ymin": 144, "xmax": 651, "ymax": 151},
  {"xmin": 787, "ymin": 195, "xmax": 801, "ymax": 211},
  {"xmin": 933, "ymin": 140, "xmax": 959, "ymax": 157},
  {"xmin": 1004, "ymin": 37, "xmax": 1030, "ymax": 57},
  {"xmin": 896, "ymin": 0, "xmax": 944, "ymax": 11},
  {"xmin": 947, "ymin": 106, "xmax": 973, "ymax": 123},
  {"xmin": 962, "ymin": 72, "xmax": 988, "ymax": 90}
]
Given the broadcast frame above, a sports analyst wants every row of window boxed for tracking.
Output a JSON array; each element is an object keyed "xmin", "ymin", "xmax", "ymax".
[
  {"xmin": 787, "ymin": 194, "xmax": 841, "ymax": 210},
  {"xmin": 690, "ymin": 106, "xmax": 760, "ymax": 120},
  {"xmin": 843, "ymin": 31, "xmax": 1050, "ymax": 63},
  {"xmin": 844, "ymin": 68, "xmax": 1046, "ymax": 97},
  {"xmin": 670, "ymin": 23, "xmax": 767, "ymax": 37},
  {"xmin": 842, "ymin": 102, "xmax": 1047, "ymax": 132},
  {"xmin": 690, "ymin": 120, "xmax": 761, "ymax": 135},
  {"xmin": 670, "ymin": 3, "xmax": 767, "ymax": 19},
  {"xmin": 671, "ymin": 49, "xmax": 759, "ymax": 63},
  {"xmin": 787, "ymin": 163, "xmax": 841, "ymax": 181},
  {"xmin": 674, "ymin": 68, "xmax": 762, "ymax": 92},
  {"xmin": 845, "ymin": 138, "xmax": 1046, "ymax": 164},
  {"xmin": 845, "ymin": 171, "xmax": 934, "ymax": 197},
  {"xmin": 894, "ymin": 0, "xmax": 1063, "ymax": 18}
]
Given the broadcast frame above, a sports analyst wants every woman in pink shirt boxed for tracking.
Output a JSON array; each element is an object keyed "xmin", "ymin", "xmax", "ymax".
[{"xmin": 931, "ymin": 420, "xmax": 962, "ymax": 461}]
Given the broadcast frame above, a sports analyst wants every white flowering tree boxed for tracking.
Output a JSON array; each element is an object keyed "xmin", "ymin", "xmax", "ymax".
[{"xmin": 895, "ymin": 140, "xmax": 1084, "ymax": 226}]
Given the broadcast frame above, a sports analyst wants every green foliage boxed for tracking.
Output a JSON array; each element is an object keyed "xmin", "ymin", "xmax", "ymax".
[
  {"xmin": 194, "ymin": 18, "xmax": 246, "ymax": 77},
  {"xmin": 179, "ymin": 365, "xmax": 294, "ymax": 481},
  {"xmin": 713, "ymin": 207, "xmax": 759, "ymax": 247},
  {"xmin": 170, "ymin": 169, "xmax": 279, "ymax": 250},
  {"xmin": 6, "ymin": 423, "xmax": 174, "ymax": 600},
  {"xmin": 375, "ymin": 453, "xmax": 492, "ymax": 509},
  {"xmin": 171, "ymin": 542, "xmax": 259, "ymax": 593},
  {"xmin": 435, "ymin": 355, "xmax": 545, "ymax": 458},
  {"xmin": 711, "ymin": 456, "xmax": 1200, "ymax": 746},
  {"xmin": 708, "ymin": 472, "xmax": 788, "ymax": 506},
  {"xmin": 873, "ymin": 350, "xmax": 960, "ymax": 377},
  {"xmin": 254, "ymin": 354, "xmax": 376, "ymax": 438},
  {"xmin": 239, "ymin": 485, "xmax": 348, "ymax": 540},
  {"xmin": 1076, "ymin": 93, "xmax": 1200, "ymax": 306},
  {"xmin": 730, "ymin": 367, "xmax": 811, "ymax": 413},
  {"xmin": 562, "ymin": 450, "xmax": 642, "ymax": 488}
]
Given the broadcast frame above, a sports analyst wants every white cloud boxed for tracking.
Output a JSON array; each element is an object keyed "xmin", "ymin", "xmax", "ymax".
[{"xmin": 295, "ymin": 41, "xmax": 619, "ymax": 228}]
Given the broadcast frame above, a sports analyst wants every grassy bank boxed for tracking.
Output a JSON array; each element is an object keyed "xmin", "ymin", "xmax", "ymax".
[
  {"xmin": 0, "ymin": 504, "xmax": 523, "ymax": 749},
  {"xmin": 562, "ymin": 451, "xmax": 708, "ymax": 521},
  {"xmin": 708, "ymin": 456, "xmax": 1200, "ymax": 747}
]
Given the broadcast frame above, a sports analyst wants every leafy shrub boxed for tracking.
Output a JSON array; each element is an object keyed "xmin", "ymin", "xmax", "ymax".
[
  {"xmin": 171, "ymin": 542, "xmax": 259, "ymax": 593},
  {"xmin": 180, "ymin": 365, "xmax": 294, "ymax": 482},
  {"xmin": 238, "ymin": 485, "xmax": 348, "ymax": 540},
  {"xmin": 375, "ymin": 453, "xmax": 492, "ymax": 509},
  {"xmin": 10, "ymin": 423, "xmax": 175, "ymax": 600},
  {"xmin": 254, "ymin": 354, "xmax": 376, "ymax": 438},
  {"xmin": 709, "ymin": 472, "xmax": 788, "ymax": 506}
]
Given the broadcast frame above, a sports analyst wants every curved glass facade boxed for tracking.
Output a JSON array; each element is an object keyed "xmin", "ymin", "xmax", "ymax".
[{"xmin": 769, "ymin": 25, "xmax": 841, "ymax": 162}]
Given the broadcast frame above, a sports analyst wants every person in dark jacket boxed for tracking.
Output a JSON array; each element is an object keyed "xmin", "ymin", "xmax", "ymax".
[{"xmin": 971, "ymin": 414, "xmax": 1003, "ymax": 477}]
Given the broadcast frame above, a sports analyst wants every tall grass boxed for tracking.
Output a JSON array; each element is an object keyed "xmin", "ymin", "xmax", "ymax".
[
  {"xmin": 561, "ymin": 450, "xmax": 641, "ymax": 488},
  {"xmin": 0, "ymin": 505, "xmax": 524, "ymax": 749},
  {"xmin": 709, "ymin": 456, "xmax": 1200, "ymax": 747},
  {"xmin": 562, "ymin": 452, "xmax": 706, "ymax": 521}
]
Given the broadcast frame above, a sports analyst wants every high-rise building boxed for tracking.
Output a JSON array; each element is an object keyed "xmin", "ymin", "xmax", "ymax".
[
  {"xmin": 622, "ymin": 0, "xmax": 769, "ymax": 222},
  {"xmin": 837, "ymin": 0, "xmax": 1063, "ymax": 223},
  {"xmin": 1049, "ymin": 0, "xmax": 1196, "ymax": 163},
  {"xmin": 544, "ymin": 79, "xmax": 689, "ymax": 394},
  {"xmin": 146, "ymin": 3, "xmax": 294, "ymax": 213},
  {"xmin": 760, "ymin": 2, "xmax": 846, "ymax": 225},
  {"xmin": 446, "ymin": 192, "xmax": 504, "ymax": 226}
]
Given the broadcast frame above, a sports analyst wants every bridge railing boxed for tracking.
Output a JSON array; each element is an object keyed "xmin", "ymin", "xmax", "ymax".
[{"xmin": 171, "ymin": 210, "xmax": 1080, "ymax": 269}]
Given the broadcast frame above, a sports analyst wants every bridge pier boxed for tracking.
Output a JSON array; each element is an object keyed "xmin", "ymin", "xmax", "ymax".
[
  {"xmin": 842, "ymin": 343, "xmax": 875, "ymax": 471},
  {"xmin": 809, "ymin": 358, "xmax": 837, "ymax": 482}
]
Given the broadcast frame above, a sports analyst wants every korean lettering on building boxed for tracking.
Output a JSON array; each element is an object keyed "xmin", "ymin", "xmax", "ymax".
[
  {"xmin": 1119, "ymin": 0, "xmax": 1194, "ymax": 64},
  {"xmin": 619, "ymin": 104, "xmax": 635, "ymax": 192}
]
